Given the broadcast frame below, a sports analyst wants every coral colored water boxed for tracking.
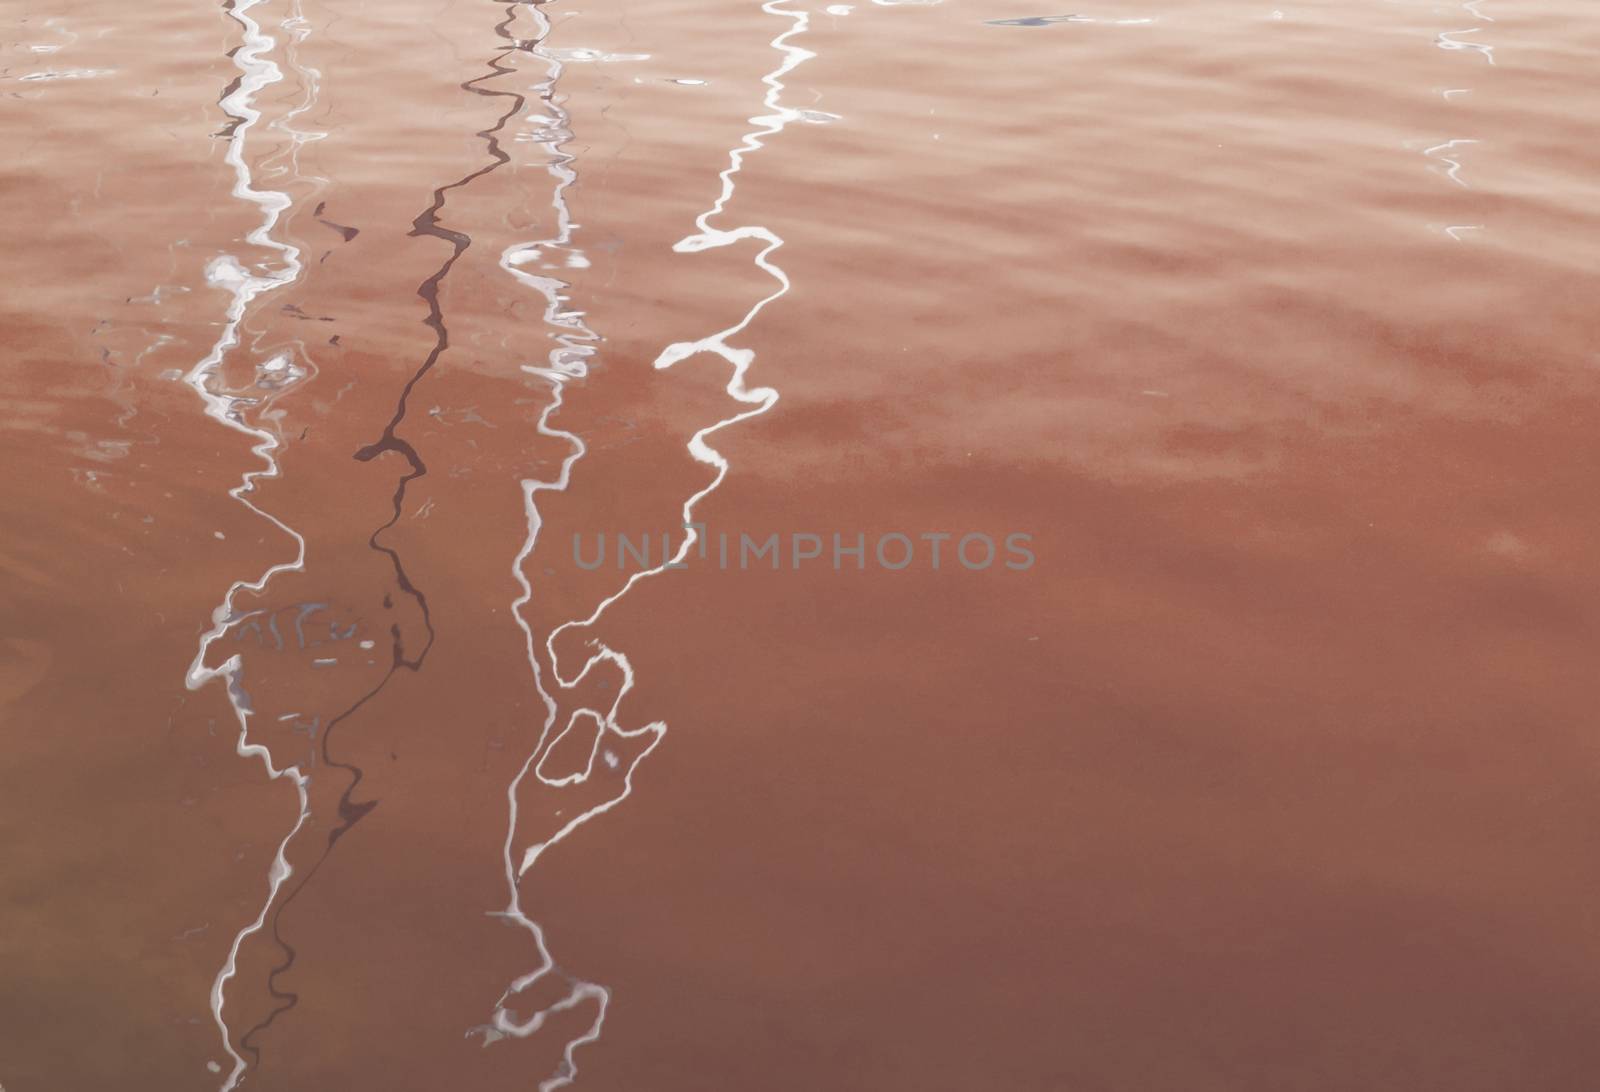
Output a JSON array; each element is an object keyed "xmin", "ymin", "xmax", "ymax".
[{"xmin": 4, "ymin": 0, "xmax": 1600, "ymax": 1088}]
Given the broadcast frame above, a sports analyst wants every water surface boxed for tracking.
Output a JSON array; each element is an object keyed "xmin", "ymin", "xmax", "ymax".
[{"xmin": 4, "ymin": 0, "xmax": 1600, "ymax": 1088}]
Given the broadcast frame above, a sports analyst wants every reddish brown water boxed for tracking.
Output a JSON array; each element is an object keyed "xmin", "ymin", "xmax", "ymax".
[{"xmin": 5, "ymin": 0, "xmax": 1600, "ymax": 1088}]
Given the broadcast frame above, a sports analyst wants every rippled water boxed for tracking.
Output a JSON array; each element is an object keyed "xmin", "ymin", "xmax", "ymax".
[{"xmin": 5, "ymin": 0, "xmax": 1600, "ymax": 1087}]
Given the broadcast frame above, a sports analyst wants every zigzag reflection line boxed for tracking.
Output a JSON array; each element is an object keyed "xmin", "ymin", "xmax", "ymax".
[
  {"xmin": 470, "ymin": 7, "xmax": 626, "ymax": 1090},
  {"xmin": 180, "ymin": 0, "xmax": 310, "ymax": 1088},
  {"xmin": 519, "ymin": 0, "xmax": 814, "ymax": 875},
  {"xmin": 1423, "ymin": 138, "xmax": 1478, "ymax": 187},
  {"xmin": 541, "ymin": 0, "xmax": 814, "ymax": 702},
  {"xmin": 485, "ymin": 2, "xmax": 815, "ymax": 1089},
  {"xmin": 1436, "ymin": 27, "xmax": 1494, "ymax": 65}
]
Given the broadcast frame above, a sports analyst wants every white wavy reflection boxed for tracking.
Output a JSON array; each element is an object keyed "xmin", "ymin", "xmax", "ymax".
[
  {"xmin": 1436, "ymin": 27, "xmax": 1494, "ymax": 65},
  {"xmin": 1423, "ymin": 138, "xmax": 1478, "ymax": 187},
  {"xmin": 482, "ymin": 2, "xmax": 816, "ymax": 1087},
  {"xmin": 179, "ymin": 0, "xmax": 314, "ymax": 1086}
]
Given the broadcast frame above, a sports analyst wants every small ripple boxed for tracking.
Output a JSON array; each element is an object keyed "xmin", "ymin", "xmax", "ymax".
[
  {"xmin": 1436, "ymin": 28, "xmax": 1494, "ymax": 65},
  {"xmin": 13, "ymin": 67, "xmax": 114, "ymax": 81},
  {"xmin": 1422, "ymin": 138, "xmax": 1478, "ymax": 188},
  {"xmin": 983, "ymin": 13, "xmax": 1154, "ymax": 26}
]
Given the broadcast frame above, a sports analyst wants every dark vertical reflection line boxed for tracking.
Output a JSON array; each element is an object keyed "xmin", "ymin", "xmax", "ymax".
[{"xmin": 233, "ymin": 2, "xmax": 545, "ymax": 1073}]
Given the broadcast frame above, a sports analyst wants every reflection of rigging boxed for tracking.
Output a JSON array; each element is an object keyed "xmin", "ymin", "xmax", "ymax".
[
  {"xmin": 196, "ymin": 0, "xmax": 544, "ymax": 1084},
  {"xmin": 486, "ymin": 3, "xmax": 817, "ymax": 1088},
  {"xmin": 184, "ymin": 0, "xmax": 310, "ymax": 1087}
]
